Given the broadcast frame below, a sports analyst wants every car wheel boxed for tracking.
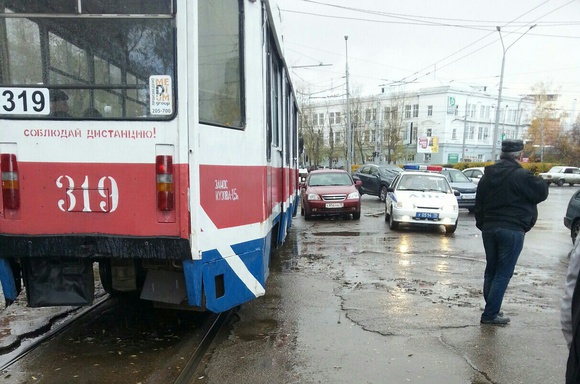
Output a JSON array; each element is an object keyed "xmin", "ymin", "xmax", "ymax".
[
  {"xmin": 384, "ymin": 206, "xmax": 390, "ymax": 222},
  {"xmin": 557, "ymin": 179, "xmax": 565, "ymax": 186},
  {"xmin": 379, "ymin": 186, "xmax": 388, "ymax": 202},
  {"xmin": 468, "ymin": 207, "xmax": 475, "ymax": 213},
  {"xmin": 353, "ymin": 212, "xmax": 361, "ymax": 220},
  {"xmin": 305, "ymin": 212, "xmax": 312, "ymax": 221},
  {"xmin": 570, "ymin": 183, "xmax": 575, "ymax": 187},
  {"xmin": 572, "ymin": 219, "xmax": 580, "ymax": 244},
  {"xmin": 445, "ymin": 220, "xmax": 458, "ymax": 234},
  {"xmin": 388, "ymin": 206, "xmax": 399, "ymax": 230}
]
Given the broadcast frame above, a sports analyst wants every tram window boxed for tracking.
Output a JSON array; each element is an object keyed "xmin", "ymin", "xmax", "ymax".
[
  {"xmin": 5, "ymin": 17, "xmax": 43, "ymax": 84},
  {"xmin": 1, "ymin": 0, "xmax": 172, "ymax": 15},
  {"xmin": 198, "ymin": 0, "xmax": 243, "ymax": 129},
  {"xmin": 0, "ymin": 3, "xmax": 176, "ymax": 120}
]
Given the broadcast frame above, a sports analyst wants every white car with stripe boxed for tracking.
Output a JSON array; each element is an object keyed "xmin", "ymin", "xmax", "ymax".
[{"xmin": 384, "ymin": 171, "xmax": 459, "ymax": 234}]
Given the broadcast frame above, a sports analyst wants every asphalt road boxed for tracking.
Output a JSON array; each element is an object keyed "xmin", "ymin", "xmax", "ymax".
[{"xmin": 197, "ymin": 185, "xmax": 575, "ymax": 384}]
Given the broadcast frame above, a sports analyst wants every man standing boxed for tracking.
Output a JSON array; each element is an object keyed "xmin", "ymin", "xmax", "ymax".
[{"xmin": 475, "ymin": 139, "xmax": 549, "ymax": 325}]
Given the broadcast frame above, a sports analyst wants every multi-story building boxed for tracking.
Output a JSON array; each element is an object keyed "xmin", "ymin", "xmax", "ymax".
[{"xmin": 300, "ymin": 83, "xmax": 535, "ymax": 167}]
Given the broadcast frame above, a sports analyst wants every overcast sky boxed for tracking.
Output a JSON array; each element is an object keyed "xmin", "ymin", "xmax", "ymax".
[{"xmin": 276, "ymin": 0, "xmax": 580, "ymax": 117}]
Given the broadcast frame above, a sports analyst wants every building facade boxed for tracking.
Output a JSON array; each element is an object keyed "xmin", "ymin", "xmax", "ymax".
[{"xmin": 301, "ymin": 83, "xmax": 535, "ymax": 167}]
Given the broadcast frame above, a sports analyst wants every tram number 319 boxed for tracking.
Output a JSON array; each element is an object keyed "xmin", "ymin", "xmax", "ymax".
[{"xmin": 56, "ymin": 175, "xmax": 119, "ymax": 213}]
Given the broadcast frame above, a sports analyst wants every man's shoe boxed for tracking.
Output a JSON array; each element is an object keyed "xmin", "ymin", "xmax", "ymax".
[{"xmin": 481, "ymin": 316, "xmax": 510, "ymax": 325}]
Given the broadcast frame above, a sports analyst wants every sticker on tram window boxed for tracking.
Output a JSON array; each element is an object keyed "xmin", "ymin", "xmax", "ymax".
[
  {"xmin": 0, "ymin": 88, "xmax": 50, "ymax": 115},
  {"xmin": 149, "ymin": 75, "xmax": 173, "ymax": 115}
]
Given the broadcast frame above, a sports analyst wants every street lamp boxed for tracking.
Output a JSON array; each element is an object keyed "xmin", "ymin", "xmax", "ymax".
[
  {"xmin": 345, "ymin": 36, "xmax": 352, "ymax": 173},
  {"xmin": 491, "ymin": 24, "xmax": 536, "ymax": 161}
]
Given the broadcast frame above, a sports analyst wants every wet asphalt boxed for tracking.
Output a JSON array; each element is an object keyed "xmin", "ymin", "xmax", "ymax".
[{"xmin": 196, "ymin": 186, "xmax": 574, "ymax": 384}]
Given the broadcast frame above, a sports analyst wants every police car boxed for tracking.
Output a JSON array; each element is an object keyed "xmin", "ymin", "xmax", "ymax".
[{"xmin": 384, "ymin": 165, "xmax": 459, "ymax": 233}]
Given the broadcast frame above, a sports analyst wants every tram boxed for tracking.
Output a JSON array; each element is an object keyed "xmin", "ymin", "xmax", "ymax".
[{"xmin": 0, "ymin": 0, "xmax": 299, "ymax": 313}]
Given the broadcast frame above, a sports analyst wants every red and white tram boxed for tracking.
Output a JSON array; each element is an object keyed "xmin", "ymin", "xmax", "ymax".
[{"xmin": 0, "ymin": 0, "xmax": 299, "ymax": 313}]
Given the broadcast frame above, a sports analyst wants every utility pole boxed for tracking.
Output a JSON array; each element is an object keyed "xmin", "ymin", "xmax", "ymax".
[
  {"xmin": 491, "ymin": 24, "xmax": 536, "ymax": 161},
  {"xmin": 462, "ymin": 99, "xmax": 468, "ymax": 162},
  {"xmin": 374, "ymin": 96, "xmax": 381, "ymax": 163},
  {"xmin": 345, "ymin": 36, "xmax": 352, "ymax": 173}
]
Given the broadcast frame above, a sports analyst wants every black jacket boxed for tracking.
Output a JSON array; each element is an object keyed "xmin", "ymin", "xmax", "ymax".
[
  {"xmin": 567, "ymin": 267, "xmax": 580, "ymax": 383},
  {"xmin": 474, "ymin": 157, "xmax": 549, "ymax": 232}
]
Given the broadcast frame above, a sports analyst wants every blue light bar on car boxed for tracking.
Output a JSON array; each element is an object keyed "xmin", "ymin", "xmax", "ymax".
[{"xmin": 403, "ymin": 165, "xmax": 443, "ymax": 171}]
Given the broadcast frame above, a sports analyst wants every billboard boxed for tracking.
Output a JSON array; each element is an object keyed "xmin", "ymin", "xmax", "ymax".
[{"xmin": 417, "ymin": 136, "xmax": 439, "ymax": 153}]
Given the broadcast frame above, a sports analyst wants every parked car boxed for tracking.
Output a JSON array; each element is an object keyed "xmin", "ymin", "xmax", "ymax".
[
  {"xmin": 462, "ymin": 167, "xmax": 485, "ymax": 185},
  {"xmin": 384, "ymin": 171, "xmax": 459, "ymax": 233},
  {"xmin": 298, "ymin": 168, "xmax": 308, "ymax": 183},
  {"xmin": 352, "ymin": 164, "xmax": 403, "ymax": 201},
  {"xmin": 439, "ymin": 168, "xmax": 478, "ymax": 213},
  {"xmin": 539, "ymin": 166, "xmax": 580, "ymax": 186},
  {"xmin": 564, "ymin": 189, "xmax": 580, "ymax": 243},
  {"xmin": 402, "ymin": 165, "xmax": 477, "ymax": 212},
  {"xmin": 300, "ymin": 169, "xmax": 362, "ymax": 220}
]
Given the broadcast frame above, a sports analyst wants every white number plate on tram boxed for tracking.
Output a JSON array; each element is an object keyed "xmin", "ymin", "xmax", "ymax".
[
  {"xmin": 325, "ymin": 202, "xmax": 344, "ymax": 208},
  {"xmin": 0, "ymin": 88, "xmax": 50, "ymax": 115}
]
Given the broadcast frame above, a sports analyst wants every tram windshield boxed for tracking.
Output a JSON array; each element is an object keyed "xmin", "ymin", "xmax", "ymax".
[{"xmin": 0, "ymin": 0, "xmax": 175, "ymax": 120}]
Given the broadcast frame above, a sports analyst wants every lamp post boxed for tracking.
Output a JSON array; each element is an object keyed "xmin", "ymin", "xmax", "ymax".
[
  {"xmin": 491, "ymin": 24, "xmax": 536, "ymax": 161},
  {"xmin": 345, "ymin": 36, "xmax": 352, "ymax": 173}
]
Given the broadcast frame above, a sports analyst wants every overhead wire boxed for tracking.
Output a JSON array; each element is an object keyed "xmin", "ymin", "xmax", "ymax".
[{"xmin": 283, "ymin": 0, "xmax": 579, "ymax": 89}]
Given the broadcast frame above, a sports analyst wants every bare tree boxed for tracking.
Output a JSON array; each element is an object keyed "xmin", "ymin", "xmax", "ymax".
[
  {"xmin": 382, "ymin": 91, "xmax": 407, "ymax": 164},
  {"xmin": 526, "ymin": 81, "xmax": 565, "ymax": 162},
  {"xmin": 298, "ymin": 90, "xmax": 326, "ymax": 168}
]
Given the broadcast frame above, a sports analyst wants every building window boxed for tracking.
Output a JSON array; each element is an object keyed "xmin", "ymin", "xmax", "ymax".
[
  {"xmin": 407, "ymin": 154, "xmax": 415, "ymax": 162},
  {"xmin": 452, "ymin": 128, "xmax": 457, "ymax": 140},
  {"xmin": 384, "ymin": 106, "xmax": 391, "ymax": 119},
  {"xmin": 412, "ymin": 104, "xmax": 419, "ymax": 118},
  {"xmin": 478, "ymin": 154, "xmax": 484, "ymax": 161},
  {"xmin": 424, "ymin": 153, "xmax": 431, "ymax": 162},
  {"xmin": 427, "ymin": 105, "xmax": 433, "ymax": 116},
  {"xmin": 329, "ymin": 111, "xmax": 341, "ymax": 125},
  {"xmin": 362, "ymin": 108, "xmax": 378, "ymax": 122},
  {"xmin": 405, "ymin": 105, "xmax": 411, "ymax": 119},
  {"xmin": 426, "ymin": 128, "xmax": 432, "ymax": 137},
  {"xmin": 470, "ymin": 104, "xmax": 476, "ymax": 118},
  {"xmin": 317, "ymin": 113, "xmax": 324, "ymax": 126},
  {"xmin": 478, "ymin": 126, "xmax": 483, "ymax": 140},
  {"xmin": 469, "ymin": 126, "xmax": 475, "ymax": 140},
  {"xmin": 483, "ymin": 127, "xmax": 489, "ymax": 140}
]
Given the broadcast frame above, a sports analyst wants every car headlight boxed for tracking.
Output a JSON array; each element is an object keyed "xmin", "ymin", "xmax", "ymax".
[
  {"xmin": 347, "ymin": 191, "xmax": 360, "ymax": 199},
  {"xmin": 442, "ymin": 203, "xmax": 458, "ymax": 212},
  {"xmin": 396, "ymin": 200, "xmax": 415, "ymax": 210},
  {"xmin": 307, "ymin": 193, "xmax": 321, "ymax": 201}
]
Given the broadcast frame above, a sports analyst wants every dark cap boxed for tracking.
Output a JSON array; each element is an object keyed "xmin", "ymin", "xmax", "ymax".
[
  {"xmin": 50, "ymin": 89, "xmax": 69, "ymax": 102},
  {"xmin": 501, "ymin": 139, "xmax": 524, "ymax": 153}
]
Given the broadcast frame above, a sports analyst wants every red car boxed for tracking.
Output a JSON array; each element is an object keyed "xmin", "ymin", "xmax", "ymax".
[{"xmin": 300, "ymin": 169, "xmax": 362, "ymax": 220}]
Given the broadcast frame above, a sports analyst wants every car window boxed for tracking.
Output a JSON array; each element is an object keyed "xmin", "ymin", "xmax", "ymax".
[
  {"xmin": 308, "ymin": 173, "xmax": 352, "ymax": 186},
  {"xmin": 398, "ymin": 175, "xmax": 449, "ymax": 192},
  {"xmin": 549, "ymin": 167, "xmax": 563, "ymax": 173},
  {"xmin": 444, "ymin": 169, "xmax": 471, "ymax": 183},
  {"xmin": 360, "ymin": 166, "xmax": 370, "ymax": 175},
  {"xmin": 380, "ymin": 167, "xmax": 401, "ymax": 177}
]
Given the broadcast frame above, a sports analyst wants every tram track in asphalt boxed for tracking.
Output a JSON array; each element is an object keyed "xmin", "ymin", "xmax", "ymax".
[
  {"xmin": 0, "ymin": 294, "xmax": 112, "ymax": 372},
  {"xmin": 0, "ymin": 296, "xmax": 236, "ymax": 383},
  {"xmin": 173, "ymin": 308, "xmax": 235, "ymax": 384}
]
